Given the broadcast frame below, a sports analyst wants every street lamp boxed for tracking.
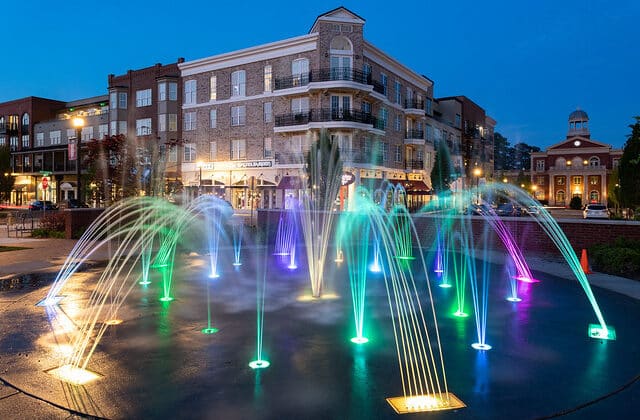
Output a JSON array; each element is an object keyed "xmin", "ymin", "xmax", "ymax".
[
  {"xmin": 532, "ymin": 184, "xmax": 538, "ymax": 199},
  {"xmin": 72, "ymin": 117, "xmax": 85, "ymax": 202},
  {"xmin": 196, "ymin": 161, "xmax": 203, "ymax": 196},
  {"xmin": 473, "ymin": 167, "xmax": 482, "ymax": 204}
]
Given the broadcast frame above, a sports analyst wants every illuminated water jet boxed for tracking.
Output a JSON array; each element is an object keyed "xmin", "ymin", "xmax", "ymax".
[
  {"xmin": 249, "ymin": 360, "xmax": 270, "ymax": 369},
  {"xmin": 47, "ymin": 364, "xmax": 101, "ymax": 385},
  {"xmin": 471, "ymin": 343, "xmax": 492, "ymax": 351},
  {"xmin": 350, "ymin": 337, "xmax": 369, "ymax": 344},
  {"xmin": 386, "ymin": 393, "xmax": 466, "ymax": 414}
]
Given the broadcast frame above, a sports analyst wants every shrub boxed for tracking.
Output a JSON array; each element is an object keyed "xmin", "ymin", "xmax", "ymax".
[
  {"xmin": 590, "ymin": 239, "xmax": 640, "ymax": 279},
  {"xmin": 569, "ymin": 196, "xmax": 582, "ymax": 210},
  {"xmin": 39, "ymin": 212, "xmax": 66, "ymax": 231}
]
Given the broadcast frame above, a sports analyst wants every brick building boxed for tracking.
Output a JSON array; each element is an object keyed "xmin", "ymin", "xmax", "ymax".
[
  {"xmin": 530, "ymin": 109, "xmax": 622, "ymax": 206},
  {"xmin": 177, "ymin": 7, "xmax": 463, "ymax": 210}
]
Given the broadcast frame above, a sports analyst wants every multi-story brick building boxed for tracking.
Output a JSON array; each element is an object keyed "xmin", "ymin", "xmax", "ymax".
[
  {"xmin": 530, "ymin": 109, "xmax": 622, "ymax": 206},
  {"xmin": 177, "ymin": 7, "xmax": 457, "ymax": 210}
]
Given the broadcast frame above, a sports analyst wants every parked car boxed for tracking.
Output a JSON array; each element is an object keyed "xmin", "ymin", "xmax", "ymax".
[
  {"xmin": 463, "ymin": 204, "xmax": 494, "ymax": 216},
  {"xmin": 524, "ymin": 205, "xmax": 541, "ymax": 216},
  {"xmin": 28, "ymin": 200, "xmax": 58, "ymax": 211},
  {"xmin": 496, "ymin": 203, "xmax": 522, "ymax": 217},
  {"xmin": 59, "ymin": 199, "xmax": 89, "ymax": 209},
  {"xmin": 583, "ymin": 204, "xmax": 609, "ymax": 219}
]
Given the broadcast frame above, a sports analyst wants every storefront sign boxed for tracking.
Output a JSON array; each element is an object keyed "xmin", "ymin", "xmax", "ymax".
[
  {"xmin": 341, "ymin": 171, "xmax": 355, "ymax": 186},
  {"xmin": 210, "ymin": 160, "xmax": 274, "ymax": 170}
]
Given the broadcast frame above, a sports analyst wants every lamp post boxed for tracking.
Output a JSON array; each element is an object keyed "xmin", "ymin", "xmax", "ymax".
[
  {"xmin": 473, "ymin": 167, "xmax": 482, "ymax": 204},
  {"xmin": 196, "ymin": 161, "xmax": 204, "ymax": 197},
  {"xmin": 72, "ymin": 117, "xmax": 85, "ymax": 203}
]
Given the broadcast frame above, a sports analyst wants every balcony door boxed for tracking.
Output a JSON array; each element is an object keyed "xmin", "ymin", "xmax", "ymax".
[
  {"xmin": 329, "ymin": 36, "xmax": 353, "ymax": 80},
  {"xmin": 331, "ymin": 95, "xmax": 351, "ymax": 119}
]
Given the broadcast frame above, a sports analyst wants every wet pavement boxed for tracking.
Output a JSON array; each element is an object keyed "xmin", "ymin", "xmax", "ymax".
[{"xmin": 0, "ymin": 237, "xmax": 639, "ymax": 419}]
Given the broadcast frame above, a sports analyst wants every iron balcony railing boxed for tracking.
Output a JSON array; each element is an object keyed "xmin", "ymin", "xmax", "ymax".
[
  {"xmin": 405, "ymin": 159, "xmax": 424, "ymax": 170},
  {"xmin": 404, "ymin": 98, "xmax": 424, "ymax": 110},
  {"xmin": 405, "ymin": 129, "xmax": 424, "ymax": 139},
  {"xmin": 340, "ymin": 148, "xmax": 384, "ymax": 165},
  {"xmin": 275, "ymin": 108, "xmax": 379, "ymax": 127},
  {"xmin": 274, "ymin": 67, "xmax": 386, "ymax": 94}
]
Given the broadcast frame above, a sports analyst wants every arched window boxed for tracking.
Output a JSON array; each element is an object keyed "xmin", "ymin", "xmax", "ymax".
[
  {"xmin": 330, "ymin": 36, "xmax": 353, "ymax": 80},
  {"xmin": 22, "ymin": 113, "xmax": 30, "ymax": 126},
  {"xmin": 0, "ymin": 116, "xmax": 4, "ymax": 128},
  {"xmin": 589, "ymin": 156, "xmax": 600, "ymax": 167},
  {"xmin": 556, "ymin": 190, "xmax": 565, "ymax": 204},
  {"xmin": 555, "ymin": 157, "xmax": 566, "ymax": 168},
  {"xmin": 571, "ymin": 156, "xmax": 583, "ymax": 167}
]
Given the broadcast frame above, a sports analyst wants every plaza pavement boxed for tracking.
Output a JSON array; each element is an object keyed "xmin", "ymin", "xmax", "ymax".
[{"xmin": 0, "ymin": 228, "xmax": 639, "ymax": 418}]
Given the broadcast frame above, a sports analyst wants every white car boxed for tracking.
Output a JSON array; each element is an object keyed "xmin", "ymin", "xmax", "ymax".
[{"xmin": 583, "ymin": 204, "xmax": 609, "ymax": 219}]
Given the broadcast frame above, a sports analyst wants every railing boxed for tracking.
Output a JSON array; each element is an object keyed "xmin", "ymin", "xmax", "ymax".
[
  {"xmin": 338, "ymin": 148, "xmax": 385, "ymax": 165},
  {"xmin": 405, "ymin": 129, "xmax": 424, "ymax": 139},
  {"xmin": 275, "ymin": 108, "xmax": 378, "ymax": 127},
  {"xmin": 274, "ymin": 67, "xmax": 388, "ymax": 93},
  {"xmin": 405, "ymin": 160, "xmax": 424, "ymax": 170},
  {"xmin": 404, "ymin": 99, "xmax": 424, "ymax": 110},
  {"xmin": 274, "ymin": 151, "xmax": 305, "ymax": 164},
  {"xmin": 274, "ymin": 73, "xmax": 311, "ymax": 90}
]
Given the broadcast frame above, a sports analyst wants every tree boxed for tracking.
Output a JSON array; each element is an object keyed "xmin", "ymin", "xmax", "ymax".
[
  {"xmin": 493, "ymin": 132, "xmax": 510, "ymax": 170},
  {"xmin": 618, "ymin": 117, "xmax": 640, "ymax": 209},
  {"xmin": 430, "ymin": 139, "xmax": 453, "ymax": 194},
  {"xmin": 0, "ymin": 146, "xmax": 15, "ymax": 203},
  {"xmin": 607, "ymin": 167, "xmax": 621, "ymax": 213},
  {"xmin": 85, "ymin": 135, "xmax": 138, "ymax": 205},
  {"xmin": 513, "ymin": 142, "xmax": 540, "ymax": 171}
]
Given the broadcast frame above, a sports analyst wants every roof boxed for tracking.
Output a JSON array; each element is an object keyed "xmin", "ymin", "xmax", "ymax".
[
  {"xmin": 569, "ymin": 109, "xmax": 589, "ymax": 120},
  {"xmin": 309, "ymin": 6, "xmax": 366, "ymax": 33}
]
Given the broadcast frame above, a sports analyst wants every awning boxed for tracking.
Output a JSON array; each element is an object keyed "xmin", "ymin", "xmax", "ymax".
[
  {"xmin": 389, "ymin": 179, "xmax": 433, "ymax": 195},
  {"xmin": 277, "ymin": 176, "xmax": 305, "ymax": 190}
]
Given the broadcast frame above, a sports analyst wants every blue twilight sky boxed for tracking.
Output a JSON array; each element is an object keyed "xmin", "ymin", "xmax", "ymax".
[{"xmin": 2, "ymin": 0, "xmax": 638, "ymax": 149}]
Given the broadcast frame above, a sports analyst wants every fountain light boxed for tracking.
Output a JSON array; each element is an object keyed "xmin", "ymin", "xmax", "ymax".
[
  {"xmin": 47, "ymin": 364, "xmax": 101, "ymax": 386},
  {"xmin": 208, "ymin": 273, "xmax": 220, "ymax": 279},
  {"xmin": 139, "ymin": 279, "xmax": 152, "ymax": 285},
  {"xmin": 104, "ymin": 319, "xmax": 123, "ymax": 325},
  {"xmin": 287, "ymin": 264, "xmax": 298, "ymax": 270},
  {"xmin": 159, "ymin": 296, "xmax": 174, "ymax": 302},
  {"xmin": 201, "ymin": 327, "xmax": 219, "ymax": 334},
  {"xmin": 249, "ymin": 360, "xmax": 270, "ymax": 369},
  {"xmin": 350, "ymin": 337, "xmax": 369, "ymax": 344},
  {"xmin": 471, "ymin": 343, "xmax": 492, "ymax": 351},
  {"xmin": 438, "ymin": 283, "xmax": 452, "ymax": 289},
  {"xmin": 386, "ymin": 392, "xmax": 466, "ymax": 414},
  {"xmin": 453, "ymin": 310, "xmax": 469, "ymax": 318},
  {"xmin": 296, "ymin": 293, "xmax": 340, "ymax": 302},
  {"xmin": 232, "ymin": 262, "xmax": 242, "ymax": 267},
  {"xmin": 588, "ymin": 324, "xmax": 616, "ymax": 340},
  {"xmin": 513, "ymin": 275, "xmax": 540, "ymax": 283},
  {"xmin": 506, "ymin": 297, "xmax": 522, "ymax": 302}
]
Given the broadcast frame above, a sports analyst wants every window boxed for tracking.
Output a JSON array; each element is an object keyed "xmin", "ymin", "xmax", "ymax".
[
  {"xmin": 22, "ymin": 113, "xmax": 29, "ymax": 126},
  {"xmin": 292, "ymin": 59, "xmax": 309, "ymax": 86},
  {"xmin": 65, "ymin": 128, "xmax": 74, "ymax": 139},
  {"xmin": 556, "ymin": 176, "xmax": 565, "ymax": 185},
  {"xmin": 536, "ymin": 176, "xmax": 545, "ymax": 185},
  {"xmin": 590, "ymin": 191, "xmax": 599, "ymax": 202},
  {"xmin": 210, "ymin": 141, "xmax": 217, "ymax": 161},
  {"xmin": 210, "ymin": 109, "xmax": 217, "ymax": 128},
  {"xmin": 291, "ymin": 97, "xmax": 309, "ymax": 113},
  {"xmin": 231, "ymin": 139, "xmax": 246, "ymax": 160},
  {"xmin": 394, "ymin": 81, "xmax": 401, "ymax": 104},
  {"xmin": 158, "ymin": 82, "xmax": 167, "ymax": 101},
  {"xmin": 21, "ymin": 135, "xmax": 29, "ymax": 148},
  {"xmin": 183, "ymin": 143, "xmax": 196, "ymax": 162},
  {"xmin": 380, "ymin": 73, "xmax": 388, "ymax": 96},
  {"xmin": 572, "ymin": 176, "xmax": 582, "ymax": 185},
  {"xmin": 394, "ymin": 145, "xmax": 402, "ymax": 163},
  {"xmin": 425, "ymin": 98, "xmax": 432, "ymax": 115},
  {"xmin": 184, "ymin": 112, "xmax": 196, "ymax": 131},
  {"xmin": 556, "ymin": 190, "xmax": 565, "ymax": 203},
  {"xmin": 363, "ymin": 63, "xmax": 372, "ymax": 81},
  {"xmin": 118, "ymin": 121, "xmax": 127, "ymax": 135},
  {"xmin": 264, "ymin": 102, "xmax": 272, "ymax": 123},
  {"xmin": 425, "ymin": 124, "xmax": 433, "ymax": 141},
  {"xmin": 9, "ymin": 136, "xmax": 18, "ymax": 151},
  {"xmin": 109, "ymin": 92, "xmax": 117, "ymax": 108},
  {"xmin": 81, "ymin": 126, "xmax": 94, "ymax": 141},
  {"xmin": 264, "ymin": 137, "xmax": 272, "ymax": 158},
  {"xmin": 159, "ymin": 114, "xmax": 167, "ymax": 132},
  {"xmin": 168, "ymin": 146, "xmax": 177, "ymax": 162},
  {"xmin": 455, "ymin": 114, "xmax": 461, "ymax": 128},
  {"xmin": 589, "ymin": 157, "xmax": 600, "ymax": 167},
  {"xmin": 536, "ymin": 160, "xmax": 545, "ymax": 171},
  {"xmin": 99, "ymin": 124, "xmax": 108, "ymax": 139},
  {"xmin": 330, "ymin": 95, "xmax": 351, "ymax": 116},
  {"xmin": 184, "ymin": 80, "xmax": 196, "ymax": 104},
  {"xmin": 168, "ymin": 114, "xmax": 177, "ymax": 132},
  {"xmin": 363, "ymin": 137, "xmax": 371, "ymax": 155},
  {"xmin": 231, "ymin": 70, "xmax": 246, "ymax": 97},
  {"xmin": 264, "ymin": 66, "xmax": 272, "ymax": 92},
  {"xmin": 136, "ymin": 89, "xmax": 152, "ymax": 107},
  {"xmin": 169, "ymin": 82, "xmax": 178, "ymax": 101},
  {"xmin": 382, "ymin": 142, "xmax": 389, "ymax": 162},
  {"xmin": 36, "ymin": 132, "xmax": 44, "ymax": 147},
  {"xmin": 406, "ymin": 87, "xmax": 413, "ymax": 103},
  {"xmin": 231, "ymin": 106, "xmax": 246, "ymax": 126},
  {"xmin": 589, "ymin": 176, "xmax": 599, "ymax": 185},
  {"xmin": 118, "ymin": 92, "xmax": 127, "ymax": 109},
  {"xmin": 210, "ymin": 75, "xmax": 217, "ymax": 101},
  {"xmin": 110, "ymin": 121, "xmax": 117, "ymax": 135},
  {"xmin": 395, "ymin": 115, "xmax": 401, "ymax": 131},
  {"xmin": 379, "ymin": 108, "xmax": 388, "ymax": 130},
  {"xmin": 361, "ymin": 101, "xmax": 371, "ymax": 114},
  {"xmin": 50, "ymin": 130, "xmax": 61, "ymax": 145},
  {"xmin": 136, "ymin": 119, "xmax": 152, "ymax": 136}
]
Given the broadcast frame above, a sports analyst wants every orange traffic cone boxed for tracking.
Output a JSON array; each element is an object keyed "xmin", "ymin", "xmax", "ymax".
[{"xmin": 580, "ymin": 249, "xmax": 592, "ymax": 274}]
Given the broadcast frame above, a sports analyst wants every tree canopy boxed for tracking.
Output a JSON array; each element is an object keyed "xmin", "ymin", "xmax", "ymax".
[
  {"xmin": 430, "ymin": 139, "xmax": 453, "ymax": 194},
  {"xmin": 618, "ymin": 117, "xmax": 640, "ymax": 208},
  {"xmin": 0, "ymin": 146, "xmax": 14, "ymax": 203}
]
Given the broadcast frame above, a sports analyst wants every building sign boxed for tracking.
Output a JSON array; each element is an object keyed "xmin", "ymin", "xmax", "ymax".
[
  {"xmin": 209, "ymin": 160, "xmax": 274, "ymax": 170},
  {"xmin": 234, "ymin": 160, "xmax": 273, "ymax": 169},
  {"xmin": 341, "ymin": 171, "xmax": 355, "ymax": 186},
  {"xmin": 68, "ymin": 141, "xmax": 76, "ymax": 161}
]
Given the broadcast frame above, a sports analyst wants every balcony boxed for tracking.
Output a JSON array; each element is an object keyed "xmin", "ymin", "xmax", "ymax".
[
  {"xmin": 404, "ymin": 129, "xmax": 425, "ymax": 145},
  {"xmin": 340, "ymin": 148, "xmax": 384, "ymax": 165},
  {"xmin": 405, "ymin": 160, "xmax": 424, "ymax": 170},
  {"xmin": 274, "ymin": 73, "xmax": 311, "ymax": 90},
  {"xmin": 274, "ymin": 151, "xmax": 306, "ymax": 165},
  {"xmin": 404, "ymin": 99, "xmax": 425, "ymax": 115},
  {"xmin": 275, "ymin": 108, "xmax": 380, "ymax": 131},
  {"xmin": 274, "ymin": 67, "xmax": 386, "ymax": 95}
]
